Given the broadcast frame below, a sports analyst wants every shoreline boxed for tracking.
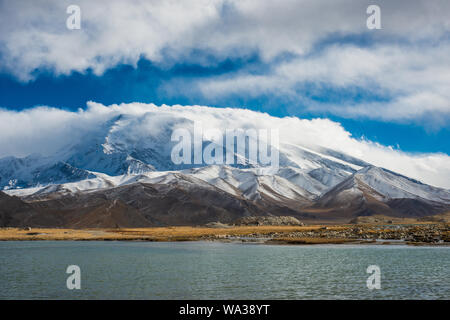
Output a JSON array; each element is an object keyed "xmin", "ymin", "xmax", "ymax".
[{"xmin": 1, "ymin": 223, "xmax": 449, "ymax": 246}]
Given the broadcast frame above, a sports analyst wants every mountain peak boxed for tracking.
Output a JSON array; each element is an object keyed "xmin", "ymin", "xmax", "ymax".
[{"xmin": 1, "ymin": 105, "xmax": 449, "ymax": 226}]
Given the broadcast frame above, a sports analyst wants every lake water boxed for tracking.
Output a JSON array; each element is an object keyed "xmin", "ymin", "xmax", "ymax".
[{"xmin": 0, "ymin": 241, "xmax": 449, "ymax": 299}]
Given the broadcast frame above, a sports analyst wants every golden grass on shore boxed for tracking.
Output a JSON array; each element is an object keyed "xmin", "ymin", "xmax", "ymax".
[
  {"xmin": 0, "ymin": 225, "xmax": 339, "ymax": 242},
  {"xmin": 0, "ymin": 228, "xmax": 138, "ymax": 241},
  {"xmin": 112, "ymin": 225, "xmax": 341, "ymax": 239},
  {"xmin": 1, "ymin": 223, "xmax": 447, "ymax": 245}
]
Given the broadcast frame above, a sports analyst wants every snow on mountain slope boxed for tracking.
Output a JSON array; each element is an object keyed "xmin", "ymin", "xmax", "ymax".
[
  {"xmin": 317, "ymin": 166, "xmax": 450, "ymax": 208},
  {"xmin": 186, "ymin": 165, "xmax": 314, "ymax": 202},
  {"xmin": 1, "ymin": 104, "xmax": 449, "ymax": 216},
  {"xmin": 6, "ymin": 165, "xmax": 313, "ymax": 208},
  {"xmin": 0, "ymin": 154, "xmax": 96, "ymax": 189},
  {"xmin": 355, "ymin": 166, "xmax": 450, "ymax": 203},
  {"xmin": 0, "ymin": 108, "xmax": 366, "ymax": 197},
  {"xmin": 281, "ymin": 143, "xmax": 364, "ymax": 171}
]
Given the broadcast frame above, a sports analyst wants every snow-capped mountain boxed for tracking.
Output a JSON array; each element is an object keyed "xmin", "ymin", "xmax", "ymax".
[
  {"xmin": 1, "ymin": 105, "xmax": 449, "ymax": 227},
  {"xmin": 314, "ymin": 166, "xmax": 450, "ymax": 220},
  {"xmin": 1, "ymin": 107, "xmax": 366, "ymax": 196}
]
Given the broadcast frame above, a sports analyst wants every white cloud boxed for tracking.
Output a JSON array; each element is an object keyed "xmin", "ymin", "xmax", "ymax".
[
  {"xmin": 1, "ymin": 0, "xmax": 449, "ymax": 123},
  {"xmin": 0, "ymin": 102, "xmax": 449, "ymax": 189},
  {"xmin": 195, "ymin": 43, "xmax": 450, "ymax": 123},
  {"xmin": 1, "ymin": 0, "xmax": 449, "ymax": 80}
]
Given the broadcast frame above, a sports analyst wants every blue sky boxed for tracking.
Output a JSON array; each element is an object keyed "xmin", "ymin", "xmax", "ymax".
[
  {"xmin": 0, "ymin": 0, "xmax": 449, "ymax": 155},
  {"xmin": 1, "ymin": 56, "xmax": 448, "ymax": 154}
]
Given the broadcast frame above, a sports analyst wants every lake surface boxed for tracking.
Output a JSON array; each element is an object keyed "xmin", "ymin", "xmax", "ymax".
[{"xmin": 0, "ymin": 241, "xmax": 449, "ymax": 299}]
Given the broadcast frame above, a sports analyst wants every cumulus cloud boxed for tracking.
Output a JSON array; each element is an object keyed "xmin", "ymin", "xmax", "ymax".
[
  {"xmin": 1, "ymin": 0, "xmax": 450, "ymax": 124},
  {"xmin": 0, "ymin": 102, "xmax": 449, "ymax": 189},
  {"xmin": 194, "ymin": 43, "xmax": 450, "ymax": 124},
  {"xmin": 1, "ymin": 0, "xmax": 449, "ymax": 79}
]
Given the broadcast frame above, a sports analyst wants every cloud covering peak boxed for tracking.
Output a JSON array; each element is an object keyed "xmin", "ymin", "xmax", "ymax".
[{"xmin": 0, "ymin": 102, "xmax": 449, "ymax": 189}]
